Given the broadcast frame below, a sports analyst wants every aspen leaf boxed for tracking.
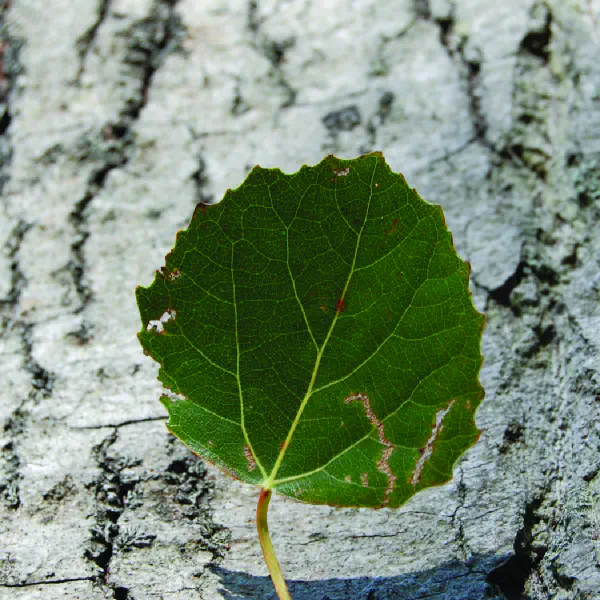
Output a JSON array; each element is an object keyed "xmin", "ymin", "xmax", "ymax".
[{"xmin": 137, "ymin": 152, "xmax": 484, "ymax": 510}]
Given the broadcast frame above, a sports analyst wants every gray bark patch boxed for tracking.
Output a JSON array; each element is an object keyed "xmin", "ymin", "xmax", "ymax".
[{"xmin": 1, "ymin": 0, "xmax": 599, "ymax": 598}]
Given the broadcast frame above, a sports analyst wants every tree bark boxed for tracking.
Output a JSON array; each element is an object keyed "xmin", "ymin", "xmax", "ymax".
[{"xmin": 1, "ymin": 1, "xmax": 599, "ymax": 598}]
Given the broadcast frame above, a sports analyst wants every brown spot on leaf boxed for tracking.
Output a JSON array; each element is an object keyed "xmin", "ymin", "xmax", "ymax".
[
  {"xmin": 361, "ymin": 473, "xmax": 369, "ymax": 487},
  {"xmin": 345, "ymin": 475, "xmax": 352, "ymax": 484},
  {"xmin": 244, "ymin": 445, "xmax": 257, "ymax": 472},
  {"xmin": 385, "ymin": 218, "xmax": 398, "ymax": 236},
  {"xmin": 319, "ymin": 304, "xmax": 329, "ymax": 313},
  {"xmin": 192, "ymin": 202, "xmax": 211, "ymax": 221},
  {"xmin": 336, "ymin": 297, "xmax": 346, "ymax": 313},
  {"xmin": 377, "ymin": 447, "xmax": 395, "ymax": 489},
  {"xmin": 436, "ymin": 204, "xmax": 448, "ymax": 227}
]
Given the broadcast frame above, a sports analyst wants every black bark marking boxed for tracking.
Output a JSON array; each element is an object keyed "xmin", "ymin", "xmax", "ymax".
[
  {"xmin": 322, "ymin": 106, "xmax": 362, "ymax": 132},
  {"xmin": 413, "ymin": 0, "xmax": 431, "ymax": 20},
  {"xmin": 0, "ymin": 220, "xmax": 31, "ymax": 310},
  {"xmin": 520, "ymin": 5, "xmax": 552, "ymax": 62},
  {"xmin": 499, "ymin": 420, "xmax": 525, "ymax": 454},
  {"xmin": 245, "ymin": 1, "xmax": 296, "ymax": 109},
  {"xmin": 22, "ymin": 323, "xmax": 55, "ymax": 395},
  {"xmin": 0, "ymin": 414, "xmax": 24, "ymax": 509},
  {"xmin": 0, "ymin": 14, "xmax": 23, "ymax": 194},
  {"xmin": 487, "ymin": 494, "xmax": 548, "ymax": 599},
  {"xmin": 488, "ymin": 261, "xmax": 528, "ymax": 312},
  {"xmin": 121, "ymin": 0, "xmax": 186, "ymax": 124},
  {"xmin": 190, "ymin": 153, "xmax": 214, "ymax": 205},
  {"xmin": 365, "ymin": 91, "xmax": 395, "ymax": 150},
  {"xmin": 69, "ymin": 157, "xmax": 127, "ymax": 313},
  {"xmin": 0, "ymin": 577, "xmax": 95, "ymax": 588}
]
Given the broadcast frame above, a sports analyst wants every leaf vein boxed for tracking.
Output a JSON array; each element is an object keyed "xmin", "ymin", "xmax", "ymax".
[
  {"xmin": 232, "ymin": 243, "xmax": 268, "ymax": 479},
  {"xmin": 173, "ymin": 323, "xmax": 237, "ymax": 377}
]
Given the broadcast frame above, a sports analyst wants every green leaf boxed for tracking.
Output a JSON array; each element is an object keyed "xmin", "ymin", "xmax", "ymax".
[{"xmin": 137, "ymin": 152, "xmax": 484, "ymax": 509}]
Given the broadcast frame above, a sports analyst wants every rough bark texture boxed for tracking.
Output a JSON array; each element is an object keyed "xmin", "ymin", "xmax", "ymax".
[{"xmin": 1, "ymin": 1, "xmax": 599, "ymax": 599}]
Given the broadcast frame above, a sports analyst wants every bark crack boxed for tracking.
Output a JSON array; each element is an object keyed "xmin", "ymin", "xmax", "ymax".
[
  {"xmin": 68, "ymin": 151, "xmax": 128, "ymax": 313},
  {"xmin": 21, "ymin": 322, "xmax": 56, "ymax": 395},
  {"xmin": 75, "ymin": 0, "xmax": 112, "ymax": 83},
  {"xmin": 449, "ymin": 467, "xmax": 470, "ymax": 563},
  {"xmin": 0, "ymin": 577, "xmax": 95, "ymax": 588},
  {"xmin": 0, "ymin": 227, "xmax": 55, "ymax": 510},
  {"xmin": 68, "ymin": 0, "xmax": 186, "ymax": 314},
  {"xmin": 120, "ymin": 0, "xmax": 186, "ymax": 125},
  {"xmin": 487, "ymin": 492, "xmax": 549, "ymax": 599},
  {"xmin": 0, "ymin": 411, "xmax": 25, "ymax": 509},
  {"xmin": 0, "ymin": 220, "xmax": 30, "ymax": 311},
  {"xmin": 413, "ymin": 1, "xmax": 494, "ymax": 156},
  {"xmin": 189, "ymin": 143, "xmax": 214, "ymax": 206},
  {"xmin": 362, "ymin": 91, "xmax": 395, "ymax": 153},
  {"xmin": 70, "ymin": 416, "xmax": 167, "ymax": 430},
  {"xmin": 84, "ymin": 430, "xmax": 140, "ymax": 593},
  {"xmin": 0, "ymin": 7, "xmax": 23, "ymax": 198}
]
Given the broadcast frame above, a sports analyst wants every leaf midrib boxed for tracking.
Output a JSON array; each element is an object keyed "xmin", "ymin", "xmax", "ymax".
[{"xmin": 262, "ymin": 160, "xmax": 378, "ymax": 490}]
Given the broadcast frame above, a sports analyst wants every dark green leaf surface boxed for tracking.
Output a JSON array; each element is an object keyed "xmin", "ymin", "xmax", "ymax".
[{"xmin": 137, "ymin": 153, "xmax": 484, "ymax": 508}]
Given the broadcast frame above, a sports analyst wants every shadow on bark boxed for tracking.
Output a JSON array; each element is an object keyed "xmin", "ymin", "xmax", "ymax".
[{"xmin": 210, "ymin": 552, "xmax": 511, "ymax": 599}]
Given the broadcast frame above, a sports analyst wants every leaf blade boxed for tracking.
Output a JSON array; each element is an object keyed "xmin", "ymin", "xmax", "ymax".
[{"xmin": 137, "ymin": 152, "xmax": 485, "ymax": 508}]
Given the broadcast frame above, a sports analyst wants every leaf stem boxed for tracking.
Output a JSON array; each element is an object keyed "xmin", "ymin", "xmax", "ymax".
[{"xmin": 257, "ymin": 488, "xmax": 292, "ymax": 600}]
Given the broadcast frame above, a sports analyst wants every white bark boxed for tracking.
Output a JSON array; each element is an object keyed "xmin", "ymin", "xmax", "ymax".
[{"xmin": 1, "ymin": 1, "xmax": 599, "ymax": 598}]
